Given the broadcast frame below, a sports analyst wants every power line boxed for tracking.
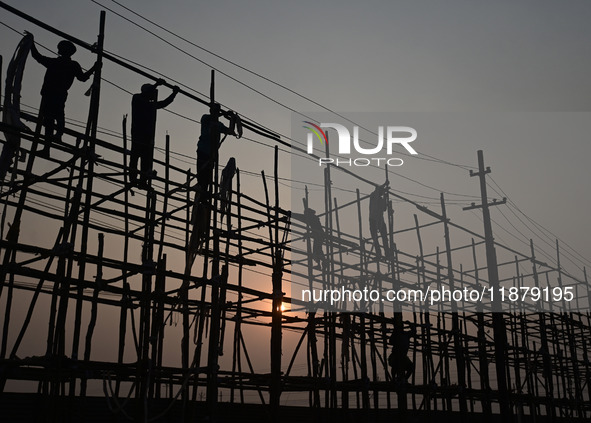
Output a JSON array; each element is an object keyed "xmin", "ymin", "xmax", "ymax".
[
  {"xmin": 89, "ymin": 1, "xmax": 480, "ymax": 175},
  {"xmin": 98, "ymin": 0, "xmax": 479, "ymax": 172}
]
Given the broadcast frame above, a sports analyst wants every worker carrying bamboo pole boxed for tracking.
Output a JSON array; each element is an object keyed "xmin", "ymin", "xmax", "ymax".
[
  {"xmin": 27, "ymin": 33, "xmax": 101, "ymax": 158},
  {"xmin": 369, "ymin": 181, "xmax": 390, "ymax": 258},
  {"xmin": 130, "ymin": 79, "xmax": 179, "ymax": 189},
  {"xmin": 388, "ymin": 322, "xmax": 416, "ymax": 382},
  {"xmin": 196, "ymin": 103, "xmax": 240, "ymax": 194}
]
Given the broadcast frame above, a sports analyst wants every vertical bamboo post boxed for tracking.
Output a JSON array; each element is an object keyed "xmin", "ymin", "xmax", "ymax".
[
  {"xmin": 136, "ymin": 189, "xmax": 156, "ymax": 422},
  {"xmin": 532, "ymin": 240, "xmax": 555, "ymax": 419},
  {"xmin": 69, "ymin": 10, "xmax": 106, "ymax": 400},
  {"xmin": 440, "ymin": 193, "xmax": 467, "ymax": 419},
  {"xmin": 565, "ymin": 315, "xmax": 584, "ymax": 418},
  {"xmin": 157, "ymin": 134, "xmax": 171, "ymax": 262},
  {"xmin": 270, "ymin": 145, "xmax": 283, "ymax": 419},
  {"xmin": 80, "ymin": 233, "xmax": 104, "ymax": 397},
  {"xmin": 334, "ymin": 197, "xmax": 350, "ymax": 409},
  {"xmin": 302, "ymin": 189, "xmax": 320, "ymax": 409},
  {"xmin": 350, "ymin": 315, "xmax": 360, "ymax": 408},
  {"xmin": 369, "ymin": 316, "xmax": 379, "ymax": 409},
  {"xmin": 511, "ymin": 259, "xmax": 524, "ymax": 419},
  {"xmin": 584, "ymin": 267, "xmax": 590, "ymax": 310},
  {"xmin": 151, "ymin": 254, "xmax": 166, "ymax": 400},
  {"xmin": 383, "ymin": 165, "xmax": 393, "ymax": 409},
  {"xmin": 322, "ymin": 132, "xmax": 337, "ymax": 409},
  {"xmin": 206, "ymin": 68, "xmax": 222, "ymax": 421},
  {"xmin": 555, "ymin": 240, "xmax": 566, "ymax": 311},
  {"xmin": 355, "ymin": 189, "xmax": 370, "ymax": 411},
  {"xmin": 116, "ymin": 114, "xmax": 130, "ymax": 398},
  {"xmin": 230, "ymin": 169, "xmax": 245, "ymax": 403}
]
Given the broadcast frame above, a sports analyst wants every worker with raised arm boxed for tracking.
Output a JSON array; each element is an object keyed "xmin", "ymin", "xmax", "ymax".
[
  {"xmin": 196, "ymin": 103, "xmax": 238, "ymax": 194},
  {"xmin": 130, "ymin": 79, "xmax": 179, "ymax": 188},
  {"xmin": 28, "ymin": 33, "xmax": 100, "ymax": 157}
]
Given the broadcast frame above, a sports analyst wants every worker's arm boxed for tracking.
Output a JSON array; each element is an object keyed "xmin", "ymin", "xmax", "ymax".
[
  {"xmin": 27, "ymin": 34, "xmax": 52, "ymax": 68},
  {"xmin": 156, "ymin": 86, "xmax": 179, "ymax": 109},
  {"xmin": 76, "ymin": 61, "xmax": 101, "ymax": 82},
  {"xmin": 217, "ymin": 121, "xmax": 234, "ymax": 136}
]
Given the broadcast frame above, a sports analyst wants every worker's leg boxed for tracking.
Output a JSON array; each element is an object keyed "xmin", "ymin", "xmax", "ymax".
[
  {"xmin": 378, "ymin": 219, "xmax": 389, "ymax": 256},
  {"xmin": 40, "ymin": 100, "xmax": 55, "ymax": 155},
  {"xmin": 139, "ymin": 143, "xmax": 154, "ymax": 186},
  {"xmin": 404, "ymin": 356, "xmax": 414, "ymax": 380},
  {"xmin": 54, "ymin": 103, "xmax": 66, "ymax": 141},
  {"xmin": 197, "ymin": 155, "xmax": 212, "ymax": 193},
  {"xmin": 0, "ymin": 140, "xmax": 17, "ymax": 180},
  {"xmin": 129, "ymin": 137, "xmax": 140, "ymax": 185},
  {"xmin": 313, "ymin": 238, "xmax": 324, "ymax": 268},
  {"xmin": 369, "ymin": 219, "xmax": 381, "ymax": 257}
]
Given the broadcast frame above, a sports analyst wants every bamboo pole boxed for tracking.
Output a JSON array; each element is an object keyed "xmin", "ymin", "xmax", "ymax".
[
  {"xmin": 270, "ymin": 145, "xmax": 283, "ymax": 419},
  {"xmin": 440, "ymin": 193, "xmax": 467, "ymax": 419},
  {"xmin": 355, "ymin": 189, "xmax": 370, "ymax": 411},
  {"xmin": 116, "ymin": 114, "xmax": 131, "ymax": 398},
  {"xmin": 80, "ymin": 232, "xmax": 104, "ymax": 397}
]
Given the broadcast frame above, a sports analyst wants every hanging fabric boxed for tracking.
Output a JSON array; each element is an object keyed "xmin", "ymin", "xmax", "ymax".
[{"xmin": 0, "ymin": 34, "xmax": 33, "ymax": 181}]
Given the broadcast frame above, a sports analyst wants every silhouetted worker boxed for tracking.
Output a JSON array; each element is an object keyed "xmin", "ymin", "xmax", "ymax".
[
  {"xmin": 219, "ymin": 157, "xmax": 236, "ymax": 215},
  {"xmin": 296, "ymin": 207, "xmax": 326, "ymax": 269},
  {"xmin": 28, "ymin": 33, "xmax": 100, "ymax": 157},
  {"xmin": 369, "ymin": 181, "xmax": 390, "ymax": 258},
  {"xmin": 388, "ymin": 323, "xmax": 416, "ymax": 382},
  {"xmin": 189, "ymin": 199, "xmax": 208, "ymax": 253},
  {"xmin": 196, "ymin": 103, "xmax": 236, "ymax": 193},
  {"xmin": 130, "ymin": 80, "xmax": 179, "ymax": 188}
]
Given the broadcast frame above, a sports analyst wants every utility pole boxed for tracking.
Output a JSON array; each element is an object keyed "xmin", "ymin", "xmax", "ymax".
[{"xmin": 463, "ymin": 150, "xmax": 511, "ymax": 420}]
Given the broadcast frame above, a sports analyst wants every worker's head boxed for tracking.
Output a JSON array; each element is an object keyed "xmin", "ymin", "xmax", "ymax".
[
  {"xmin": 305, "ymin": 208, "xmax": 316, "ymax": 216},
  {"xmin": 57, "ymin": 40, "xmax": 77, "ymax": 57},
  {"xmin": 210, "ymin": 103, "xmax": 221, "ymax": 117},
  {"xmin": 141, "ymin": 84, "xmax": 157, "ymax": 95}
]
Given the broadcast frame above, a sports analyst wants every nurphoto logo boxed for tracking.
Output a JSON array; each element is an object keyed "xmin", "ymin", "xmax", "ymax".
[{"xmin": 303, "ymin": 121, "xmax": 418, "ymax": 167}]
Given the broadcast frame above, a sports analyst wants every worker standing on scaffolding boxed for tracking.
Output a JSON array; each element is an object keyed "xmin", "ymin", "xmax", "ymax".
[
  {"xmin": 369, "ymin": 181, "xmax": 390, "ymax": 258},
  {"xmin": 388, "ymin": 322, "xmax": 416, "ymax": 383},
  {"xmin": 196, "ymin": 103, "xmax": 238, "ymax": 194},
  {"xmin": 28, "ymin": 33, "xmax": 100, "ymax": 158},
  {"xmin": 130, "ymin": 79, "xmax": 179, "ymax": 189},
  {"xmin": 291, "ymin": 207, "xmax": 326, "ymax": 270}
]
